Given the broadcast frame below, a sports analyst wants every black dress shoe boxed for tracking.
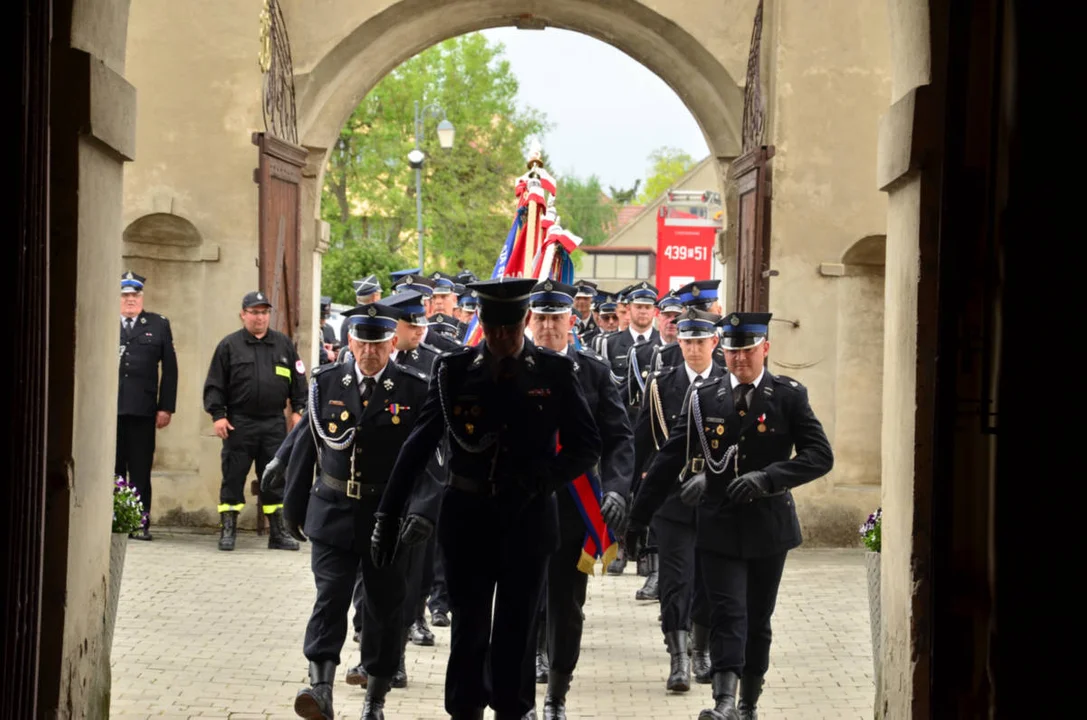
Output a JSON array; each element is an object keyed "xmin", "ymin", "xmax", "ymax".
[
  {"xmin": 431, "ymin": 610, "xmax": 451, "ymax": 627},
  {"xmin": 409, "ymin": 617, "xmax": 435, "ymax": 646},
  {"xmin": 128, "ymin": 528, "xmax": 153, "ymax": 541}
]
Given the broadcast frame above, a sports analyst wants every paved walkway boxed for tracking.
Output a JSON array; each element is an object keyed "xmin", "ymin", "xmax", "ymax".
[{"xmin": 110, "ymin": 530, "xmax": 874, "ymax": 719}]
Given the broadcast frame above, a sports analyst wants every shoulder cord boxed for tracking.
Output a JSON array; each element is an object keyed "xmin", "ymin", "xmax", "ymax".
[
  {"xmin": 308, "ymin": 378, "xmax": 356, "ymax": 451},
  {"xmin": 649, "ymin": 377, "xmax": 668, "ymax": 451},
  {"xmin": 437, "ymin": 357, "xmax": 499, "ymax": 454},
  {"xmin": 690, "ymin": 385, "xmax": 738, "ymax": 475},
  {"xmin": 628, "ymin": 344, "xmax": 646, "ymax": 399}
]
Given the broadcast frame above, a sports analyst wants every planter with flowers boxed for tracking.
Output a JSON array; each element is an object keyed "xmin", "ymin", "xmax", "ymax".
[
  {"xmin": 106, "ymin": 477, "xmax": 145, "ymax": 652},
  {"xmin": 860, "ymin": 508, "xmax": 882, "ymax": 712}
]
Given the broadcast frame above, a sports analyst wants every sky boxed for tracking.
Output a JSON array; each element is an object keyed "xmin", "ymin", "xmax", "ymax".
[{"xmin": 479, "ymin": 27, "xmax": 709, "ymax": 195}]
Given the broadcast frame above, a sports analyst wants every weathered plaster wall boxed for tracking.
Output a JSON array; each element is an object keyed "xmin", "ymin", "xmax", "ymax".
[
  {"xmin": 762, "ymin": 0, "xmax": 892, "ymax": 544},
  {"xmin": 123, "ymin": 0, "xmax": 270, "ymax": 527}
]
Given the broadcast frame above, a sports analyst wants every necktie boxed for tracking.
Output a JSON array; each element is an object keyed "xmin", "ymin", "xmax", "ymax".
[
  {"xmin": 124, "ymin": 318, "xmax": 133, "ymax": 333},
  {"xmin": 498, "ymin": 356, "xmax": 517, "ymax": 381},
  {"xmin": 734, "ymin": 383, "xmax": 754, "ymax": 415},
  {"xmin": 360, "ymin": 377, "xmax": 376, "ymax": 406},
  {"xmin": 636, "ymin": 334, "xmax": 646, "ymax": 346}
]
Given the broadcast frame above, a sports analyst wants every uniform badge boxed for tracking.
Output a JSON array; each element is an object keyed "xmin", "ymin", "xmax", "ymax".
[
  {"xmin": 295, "ymin": 359, "xmax": 305, "ymax": 374},
  {"xmin": 410, "ymin": 349, "xmax": 419, "ymax": 360},
  {"xmin": 367, "ymin": 306, "xmax": 377, "ymax": 317},
  {"xmin": 387, "ymin": 404, "xmax": 408, "ymax": 425},
  {"xmin": 692, "ymin": 286, "xmax": 701, "ymax": 297},
  {"xmin": 716, "ymin": 425, "xmax": 725, "ymax": 436},
  {"xmin": 711, "ymin": 439, "xmax": 719, "ymax": 449},
  {"xmin": 790, "ymin": 380, "xmax": 798, "ymax": 387},
  {"xmin": 139, "ymin": 316, "xmax": 147, "ymax": 325},
  {"xmin": 340, "ymin": 410, "xmax": 349, "ymax": 421},
  {"xmin": 384, "ymin": 379, "xmax": 394, "ymax": 391},
  {"xmin": 329, "ymin": 422, "xmax": 338, "ymax": 433},
  {"xmin": 465, "ymin": 423, "xmax": 475, "ymax": 435},
  {"xmin": 757, "ymin": 413, "xmax": 767, "ymax": 433},
  {"xmin": 730, "ymin": 315, "xmax": 740, "ymax": 325},
  {"xmin": 342, "ymin": 374, "xmax": 352, "ymax": 387}
]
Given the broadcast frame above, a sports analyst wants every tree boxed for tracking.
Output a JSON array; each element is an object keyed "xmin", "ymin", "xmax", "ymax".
[
  {"xmin": 554, "ymin": 174, "xmax": 616, "ymax": 247},
  {"xmin": 321, "ymin": 33, "xmax": 548, "ymax": 304},
  {"xmin": 608, "ymin": 179, "xmax": 641, "ymax": 205},
  {"xmin": 637, "ymin": 146, "xmax": 696, "ymax": 203}
]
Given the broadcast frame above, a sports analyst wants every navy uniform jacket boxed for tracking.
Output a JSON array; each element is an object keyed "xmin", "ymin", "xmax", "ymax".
[
  {"xmin": 203, "ymin": 328, "xmax": 307, "ymax": 420},
  {"xmin": 600, "ymin": 327, "xmax": 660, "ymax": 386},
  {"xmin": 394, "ymin": 342, "xmax": 441, "ymax": 375},
  {"xmin": 631, "ymin": 371, "xmax": 833, "ymax": 558},
  {"xmin": 569, "ymin": 345, "xmax": 634, "ymax": 500},
  {"xmin": 378, "ymin": 340, "xmax": 602, "ymax": 556},
  {"xmin": 622, "ymin": 336, "xmax": 664, "ymax": 410},
  {"xmin": 650, "ymin": 341, "xmax": 726, "ymax": 373},
  {"xmin": 119, "ymin": 311, "xmax": 178, "ymax": 417},
  {"xmin": 633, "ymin": 363, "xmax": 727, "ymax": 525},
  {"xmin": 283, "ymin": 360, "xmax": 441, "ymax": 554}
]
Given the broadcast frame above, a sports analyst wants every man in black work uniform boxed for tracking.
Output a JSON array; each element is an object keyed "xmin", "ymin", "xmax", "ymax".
[
  {"xmin": 651, "ymin": 280, "xmax": 725, "ymax": 373},
  {"xmin": 633, "ymin": 308, "xmax": 727, "ymax": 692},
  {"xmin": 628, "ymin": 312, "xmax": 833, "ymax": 720},
  {"xmin": 525, "ymin": 280, "xmax": 633, "ymax": 720},
  {"xmin": 285, "ymin": 301, "xmax": 441, "ymax": 720},
  {"xmin": 372, "ymin": 278, "xmax": 601, "ymax": 720},
  {"xmin": 384, "ymin": 290, "xmax": 443, "ymax": 376},
  {"xmin": 203, "ymin": 290, "xmax": 306, "ymax": 552},
  {"xmin": 116, "ymin": 271, "xmax": 178, "ymax": 541}
]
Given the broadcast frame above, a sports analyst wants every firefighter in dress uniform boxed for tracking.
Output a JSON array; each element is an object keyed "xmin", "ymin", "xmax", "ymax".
[
  {"xmin": 284, "ymin": 301, "xmax": 441, "ymax": 720},
  {"xmin": 203, "ymin": 290, "xmax": 306, "ymax": 552},
  {"xmin": 372, "ymin": 278, "xmax": 601, "ymax": 720},
  {"xmin": 651, "ymin": 280, "xmax": 725, "ymax": 373},
  {"xmin": 524, "ymin": 280, "xmax": 633, "ymax": 720},
  {"xmin": 116, "ymin": 271, "xmax": 178, "ymax": 541},
  {"xmin": 628, "ymin": 313, "xmax": 833, "ymax": 720},
  {"xmin": 632, "ymin": 308, "xmax": 727, "ymax": 692},
  {"xmin": 340, "ymin": 275, "xmax": 383, "ymax": 348}
]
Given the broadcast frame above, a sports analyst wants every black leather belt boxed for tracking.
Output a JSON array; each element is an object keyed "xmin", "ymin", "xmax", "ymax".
[
  {"xmin": 321, "ymin": 473, "xmax": 385, "ymax": 500},
  {"xmin": 448, "ymin": 474, "xmax": 496, "ymax": 496}
]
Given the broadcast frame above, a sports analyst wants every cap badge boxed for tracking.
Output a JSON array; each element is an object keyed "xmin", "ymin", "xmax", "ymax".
[
  {"xmin": 368, "ymin": 307, "xmax": 377, "ymax": 317},
  {"xmin": 124, "ymin": 271, "xmax": 133, "ymax": 280},
  {"xmin": 544, "ymin": 281, "xmax": 553, "ymax": 291},
  {"xmin": 692, "ymin": 286, "xmax": 701, "ymax": 297},
  {"xmin": 730, "ymin": 315, "xmax": 740, "ymax": 325},
  {"xmin": 404, "ymin": 275, "xmax": 414, "ymax": 284},
  {"xmin": 256, "ymin": 292, "xmax": 264, "ymax": 300},
  {"xmin": 641, "ymin": 282, "xmax": 648, "ymax": 289}
]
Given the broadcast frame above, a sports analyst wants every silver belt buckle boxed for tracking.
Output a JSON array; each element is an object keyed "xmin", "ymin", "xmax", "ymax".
[
  {"xmin": 346, "ymin": 480, "xmax": 362, "ymax": 499},
  {"xmin": 690, "ymin": 457, "xmax": 705, "ymax": 474}
]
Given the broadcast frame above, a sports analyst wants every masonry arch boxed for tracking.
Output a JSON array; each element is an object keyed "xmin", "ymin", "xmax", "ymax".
[{"xmin": 293, "ymin": 0, "xmax": 746, "ymax": 216}]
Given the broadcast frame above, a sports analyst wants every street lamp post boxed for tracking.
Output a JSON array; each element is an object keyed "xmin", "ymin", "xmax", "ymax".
[{"xmin": 409, "ymin": 101, "xmax": 455, "ymax": 271}]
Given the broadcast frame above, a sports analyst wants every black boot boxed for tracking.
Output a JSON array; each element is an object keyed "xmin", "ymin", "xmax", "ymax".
[
  {"xmin": 535, "ymin": 622, "xmax": 549, "ymax": 683},
  {"xmin": 542, "ymin": 670, "xmax": 572, "ymax": 720},
  {"xmin": 635, "ymin": 553, "xmax": 659, "ymax": 601},
  {"xmin": 664, "ymin": 630, "xmax": 691, "ymax": 692},
  {"xmin": 737, "ymin": 674, "xmax": 764, "ymax": 720},
  {"xmin": 361, "ymin": 675, "xmax": 392, "ymax": 720},
  {"xmin": 218, "ymin": 511, "xmax": 238, "ymax": 551},
  {"xmin": 691, "ymin": 624, "xmax": 713, "ymax": 684},
  {"xmin": 697, "ymin": 671, "xmax": 740, "ymax": 720},
  {"xmin": 294, "ymin": 660, "xmax": 335, "ymax": 720},
  {"xmin": 267, "ymin": 508, "xmax": 300, "ymax": 550},
  {"xmin": 606, "ymin": 543, "xmax": 627, "ymax": 575},
  {"xmin": 392, "ymin": 627, "xmax": 408, "ymax": 688}
]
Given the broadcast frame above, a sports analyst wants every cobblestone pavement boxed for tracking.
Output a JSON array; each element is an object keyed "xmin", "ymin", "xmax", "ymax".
[{"xmin": 110, "ymin": 530, "xmax": 874, "ymax": 719}]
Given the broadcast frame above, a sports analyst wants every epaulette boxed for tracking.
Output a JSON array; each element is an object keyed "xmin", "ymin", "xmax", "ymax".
[
  {"xmin": 438, "ymin": 344, "xmax": 474, "ymax": 361},
  {"xmin": 418, "ymin": 341, "xmax": 442, "ymax": 356},
  {"xmin": 575, "ymin": 346, "xmax": 608, "ymax": 368},
  {"xmin": 695, "ymin": 375, "xmax": 725, "ymax": 392},
  {"xmin": 651, "ymin": 364, "xmax": 679, "ymax": 380},
  {"xmin": 312, "ymin": 361, "xmax": 339, "ymax": 377},
  {"xmin": 400, "ymin": 365, "xmax": 430, "ymax": 383},
  {"xmin": 773, "ymin": 374, "xmax": 805, "ymax": 390}
]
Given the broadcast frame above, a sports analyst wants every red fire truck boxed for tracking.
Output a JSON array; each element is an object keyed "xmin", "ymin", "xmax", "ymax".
[{"xmin": 656, "ymin": 189, "xmax": 723, "ymax": 292}]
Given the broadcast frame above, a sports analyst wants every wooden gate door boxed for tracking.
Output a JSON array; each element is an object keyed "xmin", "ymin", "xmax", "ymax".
[
  {"xmin": 728, "ymin": 0, "xmax": 775, "ymax": 312},
  {"xmin": 730, "ymin": 148, "xmax": 774, "ymax": 312},
  {"xmin": 253, "ymin": 132, "xmax": 306, "ymax": 340}
]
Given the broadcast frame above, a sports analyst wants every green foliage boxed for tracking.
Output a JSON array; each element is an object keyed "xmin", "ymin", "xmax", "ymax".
[
  {"xmin": 555, "ymin": 174, "xmax": 616, "ymax": 247},
  {"xmin": 321, "ymin": 34, "xmax": 549, "ymax": 304},
  {"xmin": 608, "ymin": 179, "xmax": 641, "ymax": 205},
  {"xmin": 637, "ymin": 146, "xmax": 697, "ymax": 203},
  {"xmin": 113, "ymin": 477, "xmax": 146, "ymax": 534}
]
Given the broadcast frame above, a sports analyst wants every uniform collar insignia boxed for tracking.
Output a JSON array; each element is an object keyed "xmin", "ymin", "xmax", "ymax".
[
  {"xmin": 471, "ymin": 352, "xmax": 484, "ymax": 368},
  {"xmin": 410, "ymin": 349, "xmax": 419, "ymax": 359},
  {"xmin": 342, "ymin": 374, "xmax": 353, "ymax": 387},
  {"xmin": 383, "ymin": 378, "xmax": 394, "ymax": 391}
]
